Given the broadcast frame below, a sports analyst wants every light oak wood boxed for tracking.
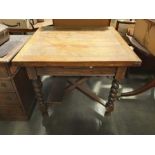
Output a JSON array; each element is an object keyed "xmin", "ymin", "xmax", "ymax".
[
  {"xmin": 12, "ymin": 26, "xmax": 141, "ymax": 67},
  {"xmin": 115, "ymin": 67, "xmax": 127, "ymax": 81},
  {"xmin": 12, "ymin": 26, "xmax": 142, "ymax": 115}
]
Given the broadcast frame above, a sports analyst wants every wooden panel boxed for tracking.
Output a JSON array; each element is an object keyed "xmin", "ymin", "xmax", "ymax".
[
  {"xmin": 0, "ymin": 93, "xmax": 19, "ymax": 105},
  {"xmin": 0, "ymin": 65, "xmax": 8, "ymax": 77},
  {"xmin": 12, "ymin": 26, "xmax": 141, "ymax": 67},
  {"xmin": 37, "ymin": 67, "xmax": 116, "ymax": 76},
  {"xmin": 0, "ymin": 68, "xmax": 35, "ymax": 120},
  {"xmin": 0, "ymin": 79, "xmax": 14, "ymax": 92},
  {"xmin": 13, "ymin": 68, "xmax": 35, "ymax": 115},
  {"xmin": 0, "ymin": 92, "xmax": 28, "ymax": 120},
  {"xmin": 0, "ymin": 107, "xmax": 26, "ymax": 120},
  {"xmin": 53, "ymin": 19, "xmax": 110, "ymax": 27},
  {"xmin": 0, "ymin": 35, "xmax": 35, "ymax": 120},
  {"xmin": 0, "ymin": 103, "xmax": 21, "ymax": 110},
  {"xmin": 115, "ymin": 67, "xmax": 127, "ymax": 81}
]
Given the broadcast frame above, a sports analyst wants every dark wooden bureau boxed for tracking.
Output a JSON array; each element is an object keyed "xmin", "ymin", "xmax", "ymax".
[{"xmin": 0, "ymin": 35, "xmax": 35, "ymax": 120}]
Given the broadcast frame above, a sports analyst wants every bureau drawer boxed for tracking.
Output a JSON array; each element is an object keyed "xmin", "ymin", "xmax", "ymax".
[
  {"xmin": 0, "ymin": 65, "xmax": 19, "ymax": 78},
  {"xmin": 0, "ymin": 65, "xmax": 8, "ymax": 77},
  {"xmin": 0, "ymin": 80, "xmax": 14, "ymax": 92},
  {"xmin": 0, "ymin": 93, "xmax": 19, "ymax": 105},
  {"xmin": 0, "ymin": 106, "xmax": 25, "ymax": 120},
  {"xmin": 0, "ymin": 93, "xmax": 27, "ymax": 120}
]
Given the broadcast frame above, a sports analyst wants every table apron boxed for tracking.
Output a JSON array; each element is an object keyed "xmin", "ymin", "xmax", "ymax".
[{"xmin": 36, "ymin": 67, "xmax": 117, "ymax": 76}]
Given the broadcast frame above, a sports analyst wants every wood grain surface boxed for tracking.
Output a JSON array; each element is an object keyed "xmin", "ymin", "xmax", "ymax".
[
  {"xmin": 12, "ymin": 26, "xmax": 141, "ymax": 67},
  {"xmin": 0, "ymin": 35, "xmax": 30, "ymax": 63}
]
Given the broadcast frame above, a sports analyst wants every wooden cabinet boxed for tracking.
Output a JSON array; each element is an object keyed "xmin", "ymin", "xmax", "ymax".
[{"xmin": 0, "ymin": 35, "xmax": 35, "ymax": 120}]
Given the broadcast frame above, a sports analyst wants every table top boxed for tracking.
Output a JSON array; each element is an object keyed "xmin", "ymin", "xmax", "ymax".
[
  {"xmin": 0, "ymin": 35, "xmax": 30, "ymax": 64},
  {"xmin": 12, "ymin": 26, "xmax": 141, "ymax": 67}
]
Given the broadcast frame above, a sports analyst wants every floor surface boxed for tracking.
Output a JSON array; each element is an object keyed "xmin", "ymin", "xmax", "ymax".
[{"xmin": 0, "ymin": 71, "xmax": 155, "ymax": 135}]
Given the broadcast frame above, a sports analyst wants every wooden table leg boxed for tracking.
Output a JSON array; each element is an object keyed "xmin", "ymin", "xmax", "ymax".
[
  {"xmin": 115, "ymin": 20, "xmax": 119, "ymax": 30},
  {"xmin": 32, "ymin": 78, "xmax": 49, "ymax": 116},
  {"xmin": 105, "ymin": 78, "xmax": 119, "ymax": 113},
  {"xmin": 105, "ymin": 67, "xmax": 127, "ymax": 113},
  {"xmin": 26, "ymin": 67, "xmax": 49, "ymax": 117}
]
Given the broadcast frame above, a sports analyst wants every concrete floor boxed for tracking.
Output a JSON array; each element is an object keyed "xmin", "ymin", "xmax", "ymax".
[{"xmin": 0, "ymin": 71, "xmax": 155, "ymax": 135}]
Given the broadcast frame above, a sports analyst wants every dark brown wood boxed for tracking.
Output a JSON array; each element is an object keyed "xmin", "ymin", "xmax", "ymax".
[
  {"xmin": 121, "ymin": 79, "xmax": 155, "ymax": 97},
  {"xmin": 37, "ymin": 67, "xmax": 116, "ymax": 76},
  {"xmin": 8, "ymin": 28, "xmax": 37, "ymax": 33},
  {"xmin": 0, "ymin": 64, "xmax": 9, "ymax": 77},
  {"xmin": 32, "ymin": 77, "xmax": 48, "ymax": 116},
  {"xmin": 132, "ymin": 47, "xmax": 155, "ymax": 72},
  {"xmin": 26, "ymin": 67, "xmax": 38, "ymax": 80},
  {"xmin": 0, "ymin": 79, "xmax": 14, "ymax": 92},
  {"xmin": 105, "ymin": 67, "xmax": 126, "ymax": 113},
  {"xmin": 13, "ymin": 68, "xmax": 35, "ymax": 116},
  {"xmin": 0, "ymin": 68, "xmax": 35, "ymax": 121},
  {"xmin": 0, "ymin": 93, "xmax": 18, "ymax": 105},
  {"xmin": 105, "ymin": 78, "xmax": 120, "ymax": 113},
  {"xmin": 0, "ymin": 35, "xmax": 35, "ymax": 121},
  {"xmin": 53, "ymin": 19, "xmax": 111, "ymax": 27}
]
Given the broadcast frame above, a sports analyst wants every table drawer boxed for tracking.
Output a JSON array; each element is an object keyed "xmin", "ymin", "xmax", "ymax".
[
  {"xmin": 0, "ymin": 80, "xmax": 14, "ymax": 92},
  {"xmin": 0, "ymin": 93, "xmax": 19, "ymax": 105}
]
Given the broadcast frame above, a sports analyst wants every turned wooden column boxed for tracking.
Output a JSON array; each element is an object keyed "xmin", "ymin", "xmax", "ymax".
[
  {"xmin": 26, "ymin": 67, "xmax": 48, "ymax": 116},
  {"xmin": 105, "ymin": 78, "xmax": 120, "ymax": 113},
  {"xmin": 105, "ymin": 67, "xmax": 127, "ymax": 113},
  {"xmin": 32, "ymin": 78, "xmax": 48, "ymax": 116}
]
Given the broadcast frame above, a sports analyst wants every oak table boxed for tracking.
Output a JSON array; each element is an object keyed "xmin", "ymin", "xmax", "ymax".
[{"xmin": 12, "ymin": 26, "xmax": 141, "ymax": 117}]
